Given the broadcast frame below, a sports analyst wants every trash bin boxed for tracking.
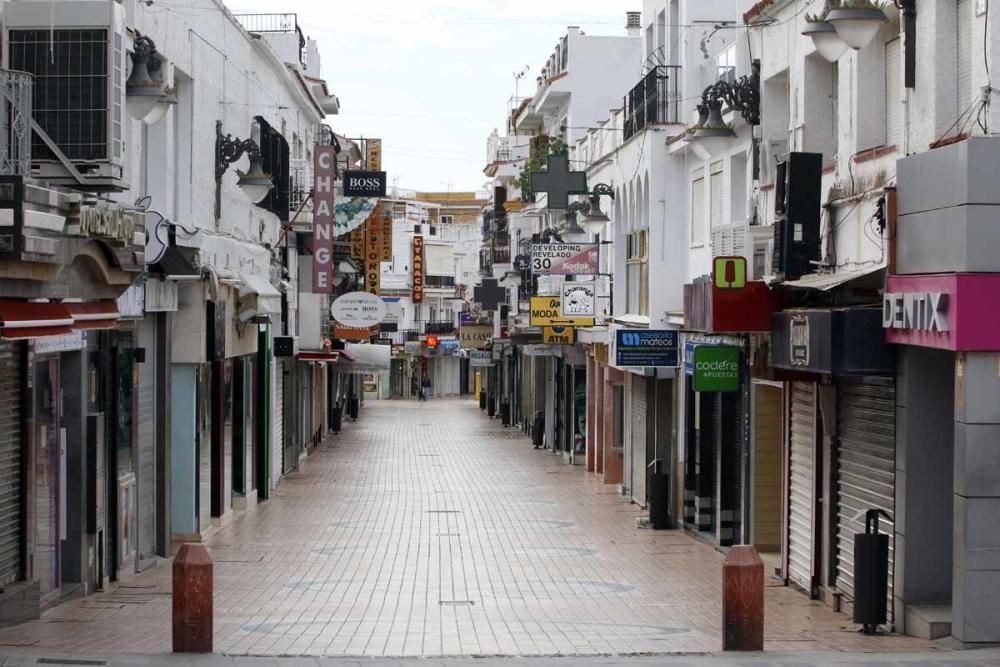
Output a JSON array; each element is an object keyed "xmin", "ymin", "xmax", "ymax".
[
  {"xmin": 531, "ymin": 411, "xmax": 544, "ymax": 448},
  {"xmin": 648, "ymin": 460, "xmax": 672, "ymax": 529},
  {"xmin": 853, "ymin": 508, "xmax": 890, "ymax": 633}
]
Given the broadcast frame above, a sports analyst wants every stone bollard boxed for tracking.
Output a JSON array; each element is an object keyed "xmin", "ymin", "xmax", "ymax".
[
  {"xmin": 173, "ymin": 543, "xmax": 213, "ymax": 653},
  {"xmin": 722, "ymin": 545, "xmax": 764, "ymax": 651}
]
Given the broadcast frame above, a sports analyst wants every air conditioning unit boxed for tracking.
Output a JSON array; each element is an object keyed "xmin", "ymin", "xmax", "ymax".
[
  {"xmin": 712, "ymin": 222, "xmax": 775, "ymax": 281},
  {"xmin": 6, "ymin": 1, "xmax": 128, "ymax": 191}
]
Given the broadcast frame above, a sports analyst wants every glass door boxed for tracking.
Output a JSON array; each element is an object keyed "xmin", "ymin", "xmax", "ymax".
[{"xmin": 33, "ymin": 357, "xmax": 60, "ymax": 599}]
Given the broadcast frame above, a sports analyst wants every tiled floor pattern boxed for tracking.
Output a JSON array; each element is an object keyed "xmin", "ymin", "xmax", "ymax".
[{"xmin": 0, "ymin": 399, "xmax": 941, "ymax": 657}]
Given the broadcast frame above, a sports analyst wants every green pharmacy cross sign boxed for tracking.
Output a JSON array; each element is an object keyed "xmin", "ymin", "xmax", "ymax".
[
  {"xmin": 530, "ymin": 153, "xmax": 588, "ymax": 209},
  {"xmin": 693, "ymin": 345, "xmax": 741, "ymax": 393}
]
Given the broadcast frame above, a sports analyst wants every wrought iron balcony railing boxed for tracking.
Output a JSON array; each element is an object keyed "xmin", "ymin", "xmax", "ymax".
[
  {"xmin": 623, "ymin": 65, "xmax": 681, "ymax": 141},
  {"xmin": 0, "ymin": 69, "xmax": 32, "ymax": 176}
]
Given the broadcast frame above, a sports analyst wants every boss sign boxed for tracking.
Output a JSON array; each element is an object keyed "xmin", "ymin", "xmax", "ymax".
[{"xmin": 312, "ymin": 145, "xmax": 336, "ymax": 293}]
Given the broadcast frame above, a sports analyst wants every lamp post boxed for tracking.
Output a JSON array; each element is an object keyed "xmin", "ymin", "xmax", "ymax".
[
  {"xmin": 687, "ymin": 60, "xmax": 761, "ymax": 173},
  {"xmin": 215, "ymin": 120, "xmax": 274, "ymax": 221},
  {"xmin": 804, "ymin": 1, "xmax": 911, "ymax": 85},
  {"xmin": 126, "ymin": 32, "xmax": 175, "ymax": 124}
]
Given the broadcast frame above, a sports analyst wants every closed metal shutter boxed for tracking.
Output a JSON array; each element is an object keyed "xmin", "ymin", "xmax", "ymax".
[
  {"xmin": 836, "ymin": 376, "xmax": 896, "ymax": 624},
  {"xmin": 630, "ymin": 376, "xmax": 648, "ymax": 506},
  {"xmin": 270, "ymin": 358, "xmax": 282, "ymax": 488},
  {"xmin": 721, "ymin": 384, "xmax": 746, "ymax": 546},
  {"xmin": 0, "ymin": 341, "xmax": 22, "ymax": 585},
  {"xmin": 788, "ymin": 381, "xmax": 816, "ymax": 594},
  {"xmin": 282, "ymin": 361, "xmax": 297, "ymax": 473},
  {"xmin": 135, "ymin": 318, "xmax": 157, "ymax": 567}
]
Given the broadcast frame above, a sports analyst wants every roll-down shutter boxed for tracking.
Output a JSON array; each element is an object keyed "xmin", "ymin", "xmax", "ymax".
[
  {"xmin": 630, "ymin": 375, "xmax": 648, "ymax": 506},
  {"xmin": 0, "ymin": 341, "xmax": 22, "ymax": 585},
  {"xmin": 836, "ymin": 376, "xmax": 896, "ymax": 624},
  {"xmin": 788, "ymin": 381, "xmax": 816, "ymax": 594}
]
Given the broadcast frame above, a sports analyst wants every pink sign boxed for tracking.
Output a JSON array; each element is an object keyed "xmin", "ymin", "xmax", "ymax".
[
  {"xmin": 884, "ymin": 274, "xmax": 1000, "ymax": 351},
  {"xmin": 311, "ymin": 145, "xmax": 336, "ymax": 293},
  {"xmin": 531, "ymin": 243, "xmax": 599, "ymax": 275}
]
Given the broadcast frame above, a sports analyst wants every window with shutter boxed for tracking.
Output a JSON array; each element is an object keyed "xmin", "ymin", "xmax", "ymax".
[
  {"xmin": 710, "ymin": 161, "xmax": 725, "ymax": 229},
  {"xmin": 885, "ymin": 37, "xmax": 903, "ymax": 149},
  {"xmin": 691, "ymin": 170, "xmax": 706, "ymax": 246}
]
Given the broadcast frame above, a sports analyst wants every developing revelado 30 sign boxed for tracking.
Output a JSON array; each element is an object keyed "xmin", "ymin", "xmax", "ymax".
[{"xmin": 531, "ymin": 243, "xmax": 598, "ymax": 275}]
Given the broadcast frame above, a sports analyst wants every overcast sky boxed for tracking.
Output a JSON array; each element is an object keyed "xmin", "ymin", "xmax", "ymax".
[{"xmin": 227, "ymin": 0, "xmax": 636, "ymax": 193}]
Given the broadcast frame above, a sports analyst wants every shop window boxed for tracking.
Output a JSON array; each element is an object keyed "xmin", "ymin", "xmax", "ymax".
[{"xmin": 626, "ymin": 230, "xmax": 648, "ymax": 316}]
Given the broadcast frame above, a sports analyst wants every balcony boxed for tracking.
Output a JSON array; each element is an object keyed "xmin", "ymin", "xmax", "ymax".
[
  {"xmin": 234, "ymin": 14, "xmax": 307, "ymax": 68},
  {"xmin": 479, "ymin": 246, "xmax": 511, "ymax": 276},
  {"xmin": 0, "ymin": 68, "xmax": 32, "ymax": 176},
  {"xmin": 623, "ymin": 66, "xmax": 681, "ymax": 141}
]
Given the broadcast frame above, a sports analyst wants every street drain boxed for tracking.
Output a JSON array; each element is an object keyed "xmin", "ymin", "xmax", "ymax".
[
  {"xmin": 439, "ymin": 600, "xmax": 475, "ymax": 606},
  {"xmin": 37, "ymin": 660, "xmax": 108, "ymax": 666}
]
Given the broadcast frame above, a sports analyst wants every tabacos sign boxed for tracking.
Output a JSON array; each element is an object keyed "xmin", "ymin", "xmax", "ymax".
[
  {"xmin": 412, "ymin": 235, "xmax": 425, "ymax": 303},
  {"xmin": 691, "ymin": 345, "xmax": 740, "ymax": 392}
]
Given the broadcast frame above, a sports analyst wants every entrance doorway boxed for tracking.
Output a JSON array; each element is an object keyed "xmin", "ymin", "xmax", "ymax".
[
  {"xmin": 751, "ymin": 382, "xmax": 783, "ymax": 554},
  {"xmin": 33, "ymin": 357, "xmax": 61, "ymax": 601}
]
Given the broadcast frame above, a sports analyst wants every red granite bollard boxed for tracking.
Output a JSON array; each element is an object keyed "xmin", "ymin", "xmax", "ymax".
[
  {"xmin": 722, "ymin": 545, "xmax": 764, "ymax": 651},
  {"xmin": 173, "ymin": 543, "xmax": 213, "ymax": 653}
]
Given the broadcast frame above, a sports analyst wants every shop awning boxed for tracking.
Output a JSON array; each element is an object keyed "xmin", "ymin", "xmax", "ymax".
[
  {"xmin": 779, "ymin": 265, "xmax": 884, "ymax": 291},
  {"xmin": 0, "ymin": 301, "xmax": 74, "ymax": 340},
  {"xmin": 66, "ymin": 302, "xmax": 120, "ymax": 331},
  {"xmin": 148, "ymin": 246, "xmax": 201, "ymax": 281},
  {"xmin": 239, "ymin": 272, "xmax": 281, "ymax": 316},
  {"xmin": 338, "ymin": 343, "xmax": 390, "ymax": 372}
]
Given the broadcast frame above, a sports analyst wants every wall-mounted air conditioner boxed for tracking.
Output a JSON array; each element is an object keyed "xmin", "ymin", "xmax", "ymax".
[
  {"xmin": 712, "ymin": 222, "xmax": 776, "ymax": 282},
  {"xmin": 5, "ymin": 0, "xmax": 128, "ymax": 191}
]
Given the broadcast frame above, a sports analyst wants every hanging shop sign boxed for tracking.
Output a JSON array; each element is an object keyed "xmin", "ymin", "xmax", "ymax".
[
  {"xmin": 379, "ymin": 211, "xmax": 393, "ymax": 261},
  {"xmin": 311, "ymin": 144, "xmax": 336, "ymax": 293},
  {"xmin": 561, "ymin": 282, "xmax": 597, "ymax": 318},
  {"xmin": 459, "ymin": 324, "xmax": 493, "ymax": 349},
  {"xmin": 343, "ymin": 170, "xmax": 388, "ymax": 198},
  {"xmin": 772, "ymin": 307, "xmax": 894, "ymax": 375},
  {"xmin": 713, "ymin": 256, "xmax": 748, "ymax": 289},
  {"xmin": 145, "ymin": 278, "xmax": 178, "ymax": 312},
  {"xmin": 366, "ymin": 138, "xmax": 383, "ymax": 170},
  {"xmin": 116, "ymin": 282, "xmax": 145, "ymax": 319},
  {"xmin": 543, "ymin": 326, "xmax": 575, "ymax": 345},
  {"xmin": 412, "ymin": 235, "xmax": 425, "ymax": 303},
  {"xmin": 691, "ymin": 344, "xmax": 741, "ymax": 392},
  {"xmin": 331, "ymin": 291, "xmax": 386, "ymax": 328},
  {"xmin": 350, "ymin": 226, "xmax": 365, "ymax": 261},
  {"xmin": 366, "ymin": 209, "xmax": 382, "ymax": 295},
  {"xmin": 531, "ymin": 243, "xmax": 599, "ymax": 275},
  {"xmin": 144, "ymin": 210, "xmax": 169, "ymax": 266},
  {"xmin": 334, "ymin": 323, "xmax": 378, "ymax": 341},
  {"xmin": 403, "ymin": 341, "xmax": 422, "ymax": 354},
  {"xmin": 614, "ymin": 329, "xmax": 679, "ymax": 367},
  {"xmin": 469, "ymin": 350, "xmax": 492, "ymax": 367},
  {"xmin": 439, "ymin": 339, "xmax": 461, "ymax": 355},
  {"xmin": 529, "ymin": 296, "xmax": 594, "ymax": 327}
]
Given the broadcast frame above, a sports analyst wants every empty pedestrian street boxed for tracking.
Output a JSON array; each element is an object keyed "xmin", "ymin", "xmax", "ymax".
[{"xmin": 0, "ymin": 399, "xmax": 939, "ymax": 658}]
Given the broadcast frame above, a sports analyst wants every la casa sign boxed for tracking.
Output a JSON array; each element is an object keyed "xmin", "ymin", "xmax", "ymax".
[{"xmin": 882, "ymin": 291, "xmax": 949, "ymax": 333}]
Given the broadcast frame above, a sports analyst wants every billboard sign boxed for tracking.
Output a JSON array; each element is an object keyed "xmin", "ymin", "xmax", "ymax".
[{"xmin": 531, "ymin": 243, "xmax": 598, "ymax": 275}]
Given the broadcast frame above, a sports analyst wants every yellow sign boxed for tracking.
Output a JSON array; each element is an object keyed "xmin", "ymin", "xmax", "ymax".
[
  {"xmin": 530, "ymin": 296, "xmax": 594, "ymax": 327},
  {"xmin": 366, "ymin": 138, "xmax": 382, "ymax": 171},
  {"xmin": 543, "ymin": 326, "xmax": 576, "ymax": 345}
]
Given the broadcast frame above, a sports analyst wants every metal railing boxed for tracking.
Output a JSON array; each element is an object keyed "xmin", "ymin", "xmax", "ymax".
[
  {"xmin": 234, "ymin": 14, "xmax": 307, "ymax": 67},
  {"xmin": 0, "ymin": 69, "xmax": 32, "ymax": 176},
  {"xmin": 623, "ymin": 65, "xmax": 681, "ymax": 141},
  {"xmin": 289, "ymin": 160, "xmax": 311, "ymax": 212}
]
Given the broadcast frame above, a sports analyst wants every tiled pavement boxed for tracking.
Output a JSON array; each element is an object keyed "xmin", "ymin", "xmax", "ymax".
[{"xmin": 0, "ymin": 399, "xmax": 950, "ymax": 657}]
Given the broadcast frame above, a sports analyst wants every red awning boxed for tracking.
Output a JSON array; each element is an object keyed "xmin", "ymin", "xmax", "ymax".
[
  {"xmin": 65, "ymin": 302, "xmax": 120, "ymax": 331},
  {"xmin": 0, "ymin": 301, "xmax": 74, "ymax": 340},
  {"xmin": 297, "ymin": 351, "xmax": 340, "ymax": 362}
]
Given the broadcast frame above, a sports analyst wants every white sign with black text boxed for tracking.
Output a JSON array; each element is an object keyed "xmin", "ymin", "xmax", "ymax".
[{"xmin": 560, "ymin": 282, "xmax": 597, "ymax": 319}]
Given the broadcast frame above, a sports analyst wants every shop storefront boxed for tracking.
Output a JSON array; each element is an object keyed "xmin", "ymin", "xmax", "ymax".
[{"xmin": 772, "ymin": 306, "xmax": 896, "ymax": 615}]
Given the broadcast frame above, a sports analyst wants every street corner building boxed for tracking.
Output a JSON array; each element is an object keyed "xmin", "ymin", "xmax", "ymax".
[
  {"xmin": 473, "ymin": 0, "xmax": 1000, "ymax": 647},
  {"xmin": 0, "ymin": 0, "xmax": 365, "ymax": 622}
]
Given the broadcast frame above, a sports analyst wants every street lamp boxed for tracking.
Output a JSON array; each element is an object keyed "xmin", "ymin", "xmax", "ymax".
[
  {"xmin": 126, "ymin": 32, "xmax": 175, "ymax": 123},
  {"xmin": 687, "ymin": 60, "xmax": 760, "ymax": 159},
  {"xmin": 802, "ymin": 18, "xmax": 850, "ymax": 63},
  {"xmin": 826, "ymin": 4, "xmax": 889, "ymax": 50},
  {"xmin": 581, "ymin": 184, "xmax": 614, "ymax": 236},
  {"xmin": 215, "ymin": 119, "xmax": 274, "ymax": 220}
]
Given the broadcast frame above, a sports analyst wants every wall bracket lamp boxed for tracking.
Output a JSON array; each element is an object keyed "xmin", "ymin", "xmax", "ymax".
[{"xmin": 215, "ymin": 119, "xmax": 274, "ymax": 221}]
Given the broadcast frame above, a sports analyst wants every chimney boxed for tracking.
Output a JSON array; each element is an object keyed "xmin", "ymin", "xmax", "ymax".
[{"xmin": 626, "ymin": 11, "xmax": 641, "ymax": 37}]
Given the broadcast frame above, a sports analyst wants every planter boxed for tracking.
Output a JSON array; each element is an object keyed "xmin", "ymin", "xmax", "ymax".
[
  {"xmin": 802, "ymin": 19, "xmax": 850, "ymax": 62},
  {"xmin": 827, "ymin": 7, "xmax": 889, "ymax": 49}
]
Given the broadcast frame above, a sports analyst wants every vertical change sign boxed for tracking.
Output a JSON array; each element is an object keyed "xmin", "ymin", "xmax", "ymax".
[{"xmin": 312, "ymin": 145, "xmax": 336, "ymax": 293}]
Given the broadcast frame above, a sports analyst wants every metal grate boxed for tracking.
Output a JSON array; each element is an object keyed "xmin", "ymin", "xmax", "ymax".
[
  {"xmin": 623, "ymin": 65, "xmax": 681, "ymax": 141},
  {"xmin": 9, "ymin": 29, "xmax": 111, "ymax": 161}
]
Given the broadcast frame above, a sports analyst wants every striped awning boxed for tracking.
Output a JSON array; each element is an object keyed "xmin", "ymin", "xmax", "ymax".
[{"xmin": 0, "ymin": 301, "xmax": 74, "ymax": 340}]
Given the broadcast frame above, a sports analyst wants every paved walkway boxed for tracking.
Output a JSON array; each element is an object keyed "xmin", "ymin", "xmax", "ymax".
[{"xmin": 0, "ymin": 399, "xmax": 946, "ymax": 657}]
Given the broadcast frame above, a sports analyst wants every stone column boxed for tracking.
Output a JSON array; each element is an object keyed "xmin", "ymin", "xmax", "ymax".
[{"xmin": 953, "ymin": 351, "xmax": 1000, "ymax": 643}]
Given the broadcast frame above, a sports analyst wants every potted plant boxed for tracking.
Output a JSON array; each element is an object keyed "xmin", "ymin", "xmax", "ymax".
[
  {"xmin": 826, "ymin": 0, "xmax": 889, "ymax": 50},
  {"xmin": 802, "ymin": 4, "xmax": 850, "ymax": 62}
]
